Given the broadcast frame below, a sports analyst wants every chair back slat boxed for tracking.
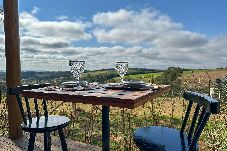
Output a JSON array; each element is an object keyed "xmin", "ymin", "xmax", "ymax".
[
  {"xmin": 15, "ymin": 94, "xmax": 27, "ymax": 125},
  {"xmin": 180, "ymin": 100, "xmax": 193, "ymax": 133},
  {"xmin": 24, "ymin": 96, "xmax": 32, "ymax": 123},
  {"xmin": 8, "ymin": 83, "xmax": 50, "ymax": 126},
  {"xmin": 182, "ymin": 91, "xmax": 220, "ymax": 150},
  {"xmin": 42, "ymin": 99, "xmax": 48, "ymax": 118},
  {"xmin": 187, "ymin": 104, "xmax": 200, "ymax": 141},
  {"xmin": 34, "ymin": 98, "xmax": 40, "ymax": 118},
  {"xmin": 189, "ymin": 112, "xmax": 210, "ymax": 150},
  {"xmin": 180, "ymin": 133, "xmax": 186, "ymax": 151},
  {"xmin": 194, "ymin": 107, "xmax": 206, "ymax": 133}
]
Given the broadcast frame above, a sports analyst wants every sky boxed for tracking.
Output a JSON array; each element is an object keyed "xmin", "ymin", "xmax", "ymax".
[{"xmin": 0, "ymin": 0, "xmax": 227, "ymax": 71}]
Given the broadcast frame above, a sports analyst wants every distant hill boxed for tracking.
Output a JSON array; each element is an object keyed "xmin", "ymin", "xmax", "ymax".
[
  {"xmin": 1, "ymin": 68, "xmax": 226, "ymax": 86},
  {"xmin": 15, "ymin": 68, "xmax": 164, "ymax": 84}
]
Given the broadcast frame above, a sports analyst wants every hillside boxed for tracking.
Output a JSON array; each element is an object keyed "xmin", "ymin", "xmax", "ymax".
[
  {"xmin": 0, "ymin": 68, "xmax": 163, "ymax": 84},
  {"xmin": 110, "ymin": 72, "xmax": 163, "ymax": 83},
  {"xmin": 181, "ymin": 69, "xmax": 227, "ymax": 87},
  {"xmin": 0, "ymin": 68, "xmax": 226, "ymax": 86}
]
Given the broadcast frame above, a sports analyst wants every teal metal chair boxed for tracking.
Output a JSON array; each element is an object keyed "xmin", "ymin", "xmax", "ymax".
[
  {"xmin": 133, "ymin": 91, "xmax": 220, "ymax": 151},
  {"xmin": 9, "ymin": 84, "xmax": 70, "ymax": 151}
]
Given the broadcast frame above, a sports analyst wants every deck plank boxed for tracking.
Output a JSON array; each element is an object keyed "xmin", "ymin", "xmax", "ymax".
[{"xmin": 0, "ymin": 134, "xmax": 101, "ymax": 151}]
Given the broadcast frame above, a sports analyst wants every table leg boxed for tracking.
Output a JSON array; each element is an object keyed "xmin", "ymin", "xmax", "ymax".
[{"xmin": 102, "ymin": 106, "xmax": 110, "ymax": 151}]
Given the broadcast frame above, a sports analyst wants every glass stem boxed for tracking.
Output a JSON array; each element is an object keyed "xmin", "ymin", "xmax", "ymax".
[
  {"xmin": 121, "ymin": 76, "xmax": 124, "ymax": 83},
  {"xmin": 76, "ymin": 77, "xmax": 80, "ymax": 86}
]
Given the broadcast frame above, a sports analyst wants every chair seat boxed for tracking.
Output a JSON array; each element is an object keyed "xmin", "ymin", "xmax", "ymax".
[
  {"xmin": 21, "ymin": 115, "xmax": 70, "ymax": 133},
  {"xmin": 133, "ymin": 126, "xmax": 198, "ymax": 151}
]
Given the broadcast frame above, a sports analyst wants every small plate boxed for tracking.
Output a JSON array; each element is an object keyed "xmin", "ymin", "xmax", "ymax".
[
  {"xmin": 105, "ymin": 82, "xmax": 151, "ymax": 91},
  {"xmin": 62, "ymin": 81, "xmax": 88, "ymax": 87},
  {"xmin": 44, "ymin": 86, "xmax": 58, "ymax": 91},
  {"xmin": 123, "ymin": 81, "xmax": 145, "ymax": 85}
]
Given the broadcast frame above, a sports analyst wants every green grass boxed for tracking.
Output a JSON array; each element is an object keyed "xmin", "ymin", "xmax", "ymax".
[
  {"xmin": 183, "ymin": 70, "xmax": 206, "ymax": 75},
  {"xmin": 125, "ymin": 72, "xmax": 162, "ymax": 79},
  {"xmin": 182, "ymin": 68, "xmax": 227, "ymax": 76},
  {"xmin": 110, "ymin": 72, "xmax": 163, "ymax": 82}
]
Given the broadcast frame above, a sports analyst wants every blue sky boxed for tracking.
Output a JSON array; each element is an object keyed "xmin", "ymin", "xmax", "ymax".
[
  {"xmin": 20, "ymin": 0, "xmax": 227, "ymax": 37},
  {"xmin": 0, "ymin": 0, "xmax": 227, "ymax": 70}
]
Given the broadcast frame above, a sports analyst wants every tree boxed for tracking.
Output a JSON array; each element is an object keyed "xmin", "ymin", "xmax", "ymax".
[
  {"xmin": 156, "ymin": 67, "xmax": 183, "ymax": 96},
  {"xmin": 156, "ymin": 67, "xmax": 183, "ymax": 84}
]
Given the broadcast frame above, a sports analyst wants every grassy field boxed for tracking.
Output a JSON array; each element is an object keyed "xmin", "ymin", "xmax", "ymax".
[
  {"xmin": 182, "ymin": 69, "xmax": 227, "ymax": 79},
  {"xmin": 84, "ymin": 68, "xmax": 227, "ymax": 150},
  {"xmin": 110, "ymin": 72, "xmax": 163, "ymax": 83},
  {"xmin": 110, "ymin": 68, "xmax": 227, "ymax": 84},
  {"xmin": 50, "ymin": 97, "xmax": 226, "ymax": 151},
  {"xmin": 180, "ymin": 69, "xmax": 227, "ymax": 89},
  {"xmin": 0, "ymin": 68, "xmax": 227, "ymax": 150}
]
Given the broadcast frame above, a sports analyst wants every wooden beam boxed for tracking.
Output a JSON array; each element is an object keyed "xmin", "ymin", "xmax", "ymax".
[{"xmin": 3, "ymin": 0, "xmax": 23, "ymax": 139}]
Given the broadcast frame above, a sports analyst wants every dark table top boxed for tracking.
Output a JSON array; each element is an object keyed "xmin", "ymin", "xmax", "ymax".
[{"xmin": 22, "ymin": 85, "xmax": 171, "ymax": 109}]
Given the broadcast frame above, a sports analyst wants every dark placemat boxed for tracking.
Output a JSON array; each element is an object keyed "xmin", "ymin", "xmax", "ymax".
[
  {"xmin": 44, "ymin": 85, "xmax": 96, "ymax": 91},
  {"xmin": 104, "ymin": 83, "xmax": 155, "ymax": 91}
]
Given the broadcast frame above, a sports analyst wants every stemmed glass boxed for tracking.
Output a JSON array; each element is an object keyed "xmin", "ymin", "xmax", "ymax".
[
  {"xmin": 115, "ymin": 62, "xmax": 128, "ymax": 83},
  {"xmin": 69, "ymin": 60, "xmax": 85, "ymax": 87}
]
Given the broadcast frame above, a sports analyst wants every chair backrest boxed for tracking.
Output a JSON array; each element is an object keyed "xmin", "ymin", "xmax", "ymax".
[
  {"xmin": 8, "ymin": 83, "xmax": 50, "ymax": 126},
  {"xmin": 181, "ymin": 91, "xmax": 220, "ymax": 150}
]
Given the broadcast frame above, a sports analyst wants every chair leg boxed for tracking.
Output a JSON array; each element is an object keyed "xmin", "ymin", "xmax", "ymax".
[
  {"xmin": 58, "ymin": 129, "xmax": 68, "ymax": 151},
  {"xmin": 44, "ymin": 132, "xmax": 51, "ymax": 151},
  {"xmin": 48, "ymin": 133, "xmax": 51, "ymax": 151},
  {"xmin": 28, "ymin": 132, "xmax": 36, "ymax": 151}
]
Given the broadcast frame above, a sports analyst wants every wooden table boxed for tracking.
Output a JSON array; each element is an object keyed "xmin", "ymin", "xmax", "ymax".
[{"xmin": 22, "ymin": 85, "xmax": 171, "ymax": 151}]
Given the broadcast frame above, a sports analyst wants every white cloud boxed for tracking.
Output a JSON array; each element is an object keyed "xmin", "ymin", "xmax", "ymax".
[
  {"xmin": 1, "ymin": 8, "xmax": 227, "ymax": 71},
  {"xmin": 93, "ymin": 8, "xmax": 208, "ymax": 49},
  {"xmin": 31, "ymin": 7, "xmax": 40, "ymax": 15},
  {"xmin": 56, "ymin": 15, "xmax": 69, "ymax": 21},
  {"xmin": 19, "ymin": 12, "xmax": 92, "ymax": 42},
  {"xmin": 90, "ymin": 8, "xmax": 227, "ymax": 69},
  {"xmin": 0, "ymin": 9, "xmax": 94, "ymax": 70},
  {"xmin": 21, "ymin": 36, "xmax": 69, "ymax": 49}
]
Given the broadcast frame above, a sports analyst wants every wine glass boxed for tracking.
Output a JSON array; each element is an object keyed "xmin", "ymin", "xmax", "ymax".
[
  {"xmin": 115, "ymin": 62, "xmax": 128, "ymax": 83},
  {"xmin": 69, "ymin": 60, "xmax": 85, "ymax": 87}
]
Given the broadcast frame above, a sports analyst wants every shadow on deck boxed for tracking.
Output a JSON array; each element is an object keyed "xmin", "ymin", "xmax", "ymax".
[{"xmin": 0, "ymin": 134, "xmax": 101, "ymax": 151}]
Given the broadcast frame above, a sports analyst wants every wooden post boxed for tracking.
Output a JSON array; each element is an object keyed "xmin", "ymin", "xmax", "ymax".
[{"xmin": 3, "ymin": 0, "xmax": 23, "ymax": 139}]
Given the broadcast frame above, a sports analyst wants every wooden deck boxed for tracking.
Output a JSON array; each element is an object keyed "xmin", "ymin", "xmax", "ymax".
[{"xmin": 0, "ymin": 134, "xmax": 101, "ymax": 151}]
